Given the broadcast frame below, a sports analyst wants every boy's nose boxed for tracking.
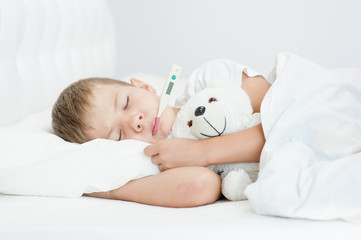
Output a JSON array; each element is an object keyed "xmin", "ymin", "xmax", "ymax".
[{"xmin": 131, "ymin": 113, "xmax": 144, "ymax": 133}]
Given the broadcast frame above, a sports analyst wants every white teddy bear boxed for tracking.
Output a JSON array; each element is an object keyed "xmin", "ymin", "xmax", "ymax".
[{"xmin": 170, "ymin": 87, "xmax": 260, "ymax": 201}]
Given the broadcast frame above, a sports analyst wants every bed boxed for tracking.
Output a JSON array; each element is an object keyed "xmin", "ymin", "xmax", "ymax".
[{"xmin": 1, "ymin": 1, "xmax": 360, "ymax": 239}]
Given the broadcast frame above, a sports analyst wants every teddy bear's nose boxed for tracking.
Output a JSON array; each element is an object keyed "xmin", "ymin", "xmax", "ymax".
[{"xmin": 195, "ymin": 106, "xmax": 206, "ymax": 116}]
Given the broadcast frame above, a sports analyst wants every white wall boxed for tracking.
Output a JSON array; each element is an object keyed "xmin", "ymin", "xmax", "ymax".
[{"xmin": 107, "ymin": 0, "xmax": 361, "ymax": 78}]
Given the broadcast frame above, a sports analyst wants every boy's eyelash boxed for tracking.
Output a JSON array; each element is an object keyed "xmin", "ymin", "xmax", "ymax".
[
  {"xmin": 124, "ymin": 96, "xmax": 129, "ymax": 110},
  {"xmin": 118, "ymin": 96, "xmax": 129, "ymax": 141},
  {"xmin": 118, "ymin": 96, "xmax": 129, "ymax": 140},
  {"xmin": 118, "ymin": 131, "xmax": 122, "ymax": 141}
]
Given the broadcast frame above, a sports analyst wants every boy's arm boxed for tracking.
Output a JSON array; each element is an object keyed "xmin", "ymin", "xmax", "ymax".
[
  {"xmin": 145, "ymin": 124, "xmax": 264, "ymax": 171},
  {"xmin": 206, "ymin": 123, "xmax": 265, "ymax": 165},
  {"xmin": 84, "ymin": 166, "xmax": 221, "ymax": 208}
]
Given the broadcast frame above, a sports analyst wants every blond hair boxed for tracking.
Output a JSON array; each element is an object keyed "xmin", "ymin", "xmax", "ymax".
[{"xmin": 52, "ymin": 77, "xmax": 131, "ymax": 143}]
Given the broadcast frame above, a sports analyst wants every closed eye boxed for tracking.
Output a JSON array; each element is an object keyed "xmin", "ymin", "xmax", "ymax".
[
  {"xmin": 118, "ymin": 130, "xmax": 123, "ymax": 141},
  {"xmin": 124, "ymin": 96, "xmax": 129, "ymax": 110}
]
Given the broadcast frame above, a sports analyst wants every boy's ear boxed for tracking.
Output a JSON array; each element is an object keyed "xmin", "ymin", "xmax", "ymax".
[{"xmin": 130, "ymin": 78, "xmax": 157, "ymax": 94}]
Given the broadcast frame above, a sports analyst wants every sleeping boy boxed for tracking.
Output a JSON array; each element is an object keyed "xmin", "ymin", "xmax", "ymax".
[{"xmin": 52, "ymin": 59, "xmax": 270, "ymax": 207}]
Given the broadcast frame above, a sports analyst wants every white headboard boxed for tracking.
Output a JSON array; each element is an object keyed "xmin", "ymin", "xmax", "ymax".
[{"xmin": 0, "ymin": 0, "xmax": 116, "ymax": 126}]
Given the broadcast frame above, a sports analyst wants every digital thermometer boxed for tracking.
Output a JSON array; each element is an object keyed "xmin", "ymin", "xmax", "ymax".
[{"xmin": 152, "ymin": 64, "xmax": 182, "ymax": 136}]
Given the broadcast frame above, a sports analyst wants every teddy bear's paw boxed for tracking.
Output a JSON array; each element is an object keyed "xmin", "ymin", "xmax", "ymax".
[{"xmin": 222, "ymin": 169, "xmax": 252, "ymax": 201}]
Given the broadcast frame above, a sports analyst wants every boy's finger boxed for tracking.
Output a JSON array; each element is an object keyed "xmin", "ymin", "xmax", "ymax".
[
  {"xmin": 144, "ymin": 144, "xmax": 158, "ymax": 156},
  {"xmin": 158, "ymin": 164, "xmax": 167, "ymax": 172},
  {"xmin": 151, "ymin": 155, "xmax": 160, "ymax": 165}
]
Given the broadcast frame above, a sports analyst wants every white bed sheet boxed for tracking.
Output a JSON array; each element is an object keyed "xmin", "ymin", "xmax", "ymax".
[{"xmin": 1, "ymin": 194, "xmax": 360, "ymax": 240}]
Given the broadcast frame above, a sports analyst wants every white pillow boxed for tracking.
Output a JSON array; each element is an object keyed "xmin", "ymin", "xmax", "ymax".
[{"xmin": 0, "ymin": 109, "xmax": 159, "ymax": 197}]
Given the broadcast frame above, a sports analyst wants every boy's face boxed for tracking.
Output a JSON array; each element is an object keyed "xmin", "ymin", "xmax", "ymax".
[{"xmin": 84, "ymin": 78, "xmax": 178, "ymax": 143}]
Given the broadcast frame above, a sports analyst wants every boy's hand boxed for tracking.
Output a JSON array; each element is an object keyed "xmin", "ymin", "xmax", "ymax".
[{"xmin": 144, "ymin": 138, "xmax": 208, "ymax": 171}]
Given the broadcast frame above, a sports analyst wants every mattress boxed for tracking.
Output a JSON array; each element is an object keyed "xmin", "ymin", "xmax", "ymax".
[{"xmin": 1, "ymin": 194, "xmax": 360, "ymax": 240}]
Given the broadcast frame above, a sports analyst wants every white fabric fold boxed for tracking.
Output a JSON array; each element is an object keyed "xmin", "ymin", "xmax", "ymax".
[{"xmin": 245, "ymin": 53, "xmax": 361, "ymax": 224}]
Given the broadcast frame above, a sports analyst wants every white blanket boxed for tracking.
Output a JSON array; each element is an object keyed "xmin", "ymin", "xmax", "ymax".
[{"xmin": 245, "ymin": 53, "xmax": 361, "ymax": 224}]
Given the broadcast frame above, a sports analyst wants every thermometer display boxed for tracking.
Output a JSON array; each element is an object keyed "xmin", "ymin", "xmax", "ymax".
[{"xmin": 152, "ymin": 65, "xmax": 182, "ymax": 136}]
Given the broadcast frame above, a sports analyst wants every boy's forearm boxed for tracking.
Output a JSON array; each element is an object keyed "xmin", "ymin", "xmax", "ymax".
[
  {"xmin": 204, "ymin": 124, "xmax": 265, "ymax": 165},
  {"xmin": 85, "ymin": 167, "xmax": 221, "ymax": 208}
]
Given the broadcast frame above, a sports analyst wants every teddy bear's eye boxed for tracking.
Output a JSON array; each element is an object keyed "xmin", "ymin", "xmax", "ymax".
[
  {"xmin": 209, "ymin": 97, "xmax": 217, "ymax": 103},
  {"xmin": 187, "ymin": 120, "xmax": 193, "ymax": 127}
]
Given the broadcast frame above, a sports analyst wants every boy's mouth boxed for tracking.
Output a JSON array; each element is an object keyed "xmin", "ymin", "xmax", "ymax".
[{"xmin": 152, "ymin": 117, "xmax": 160, "ymax": 136}]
